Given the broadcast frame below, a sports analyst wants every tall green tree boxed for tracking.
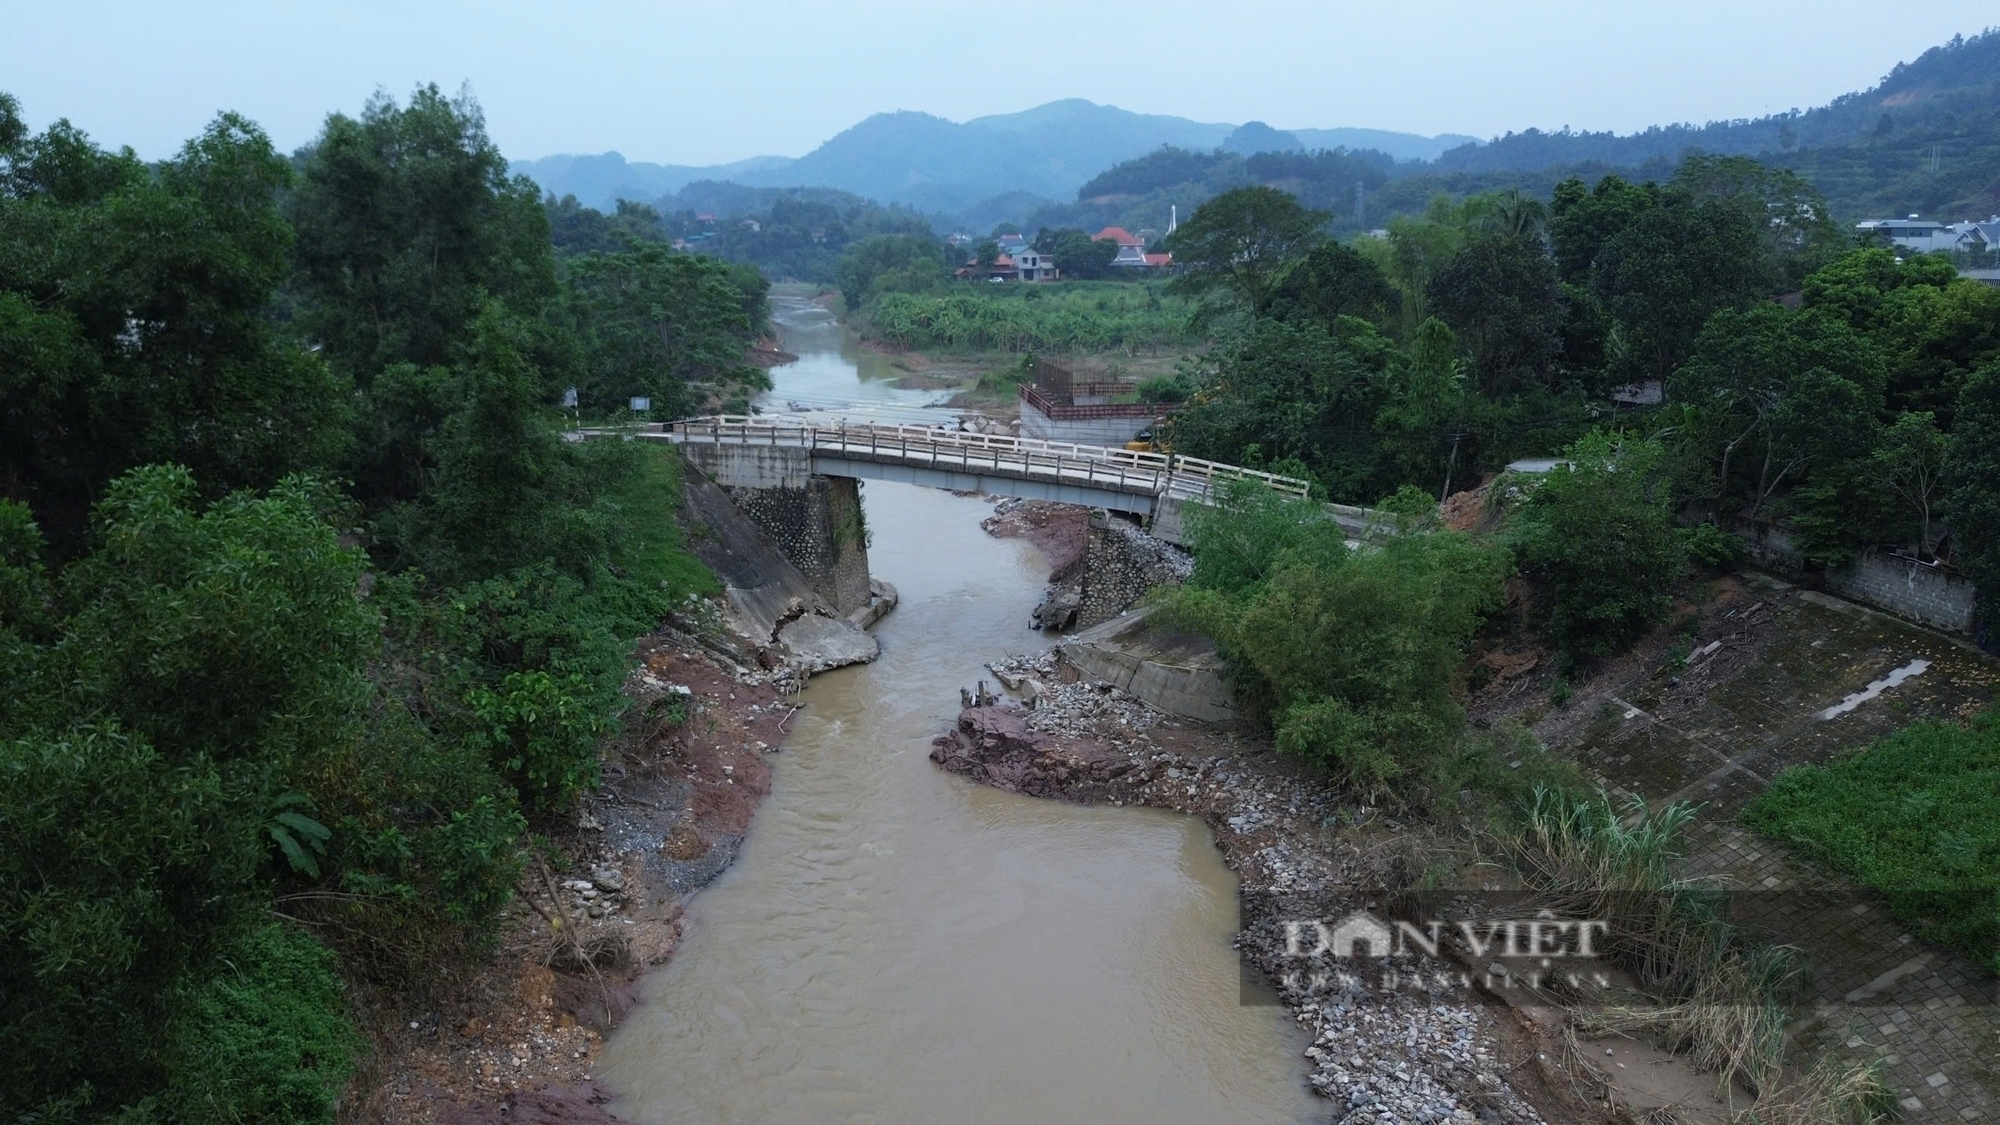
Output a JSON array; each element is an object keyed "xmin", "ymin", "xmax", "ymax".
[
  {"xmin": 1162, "ymin": 185, "xmax": 1324, "ymax": 316},
  {"xmin": 1426, "ymin": 232, "xmax": 1565, "ymax": 397},
  {"xmin": 1945, "ymin": 362, "xmax": 2000, "ymax": 623},
  {"xmin": 0, "ymin": 105, "xmax": 348, "ymax": 552},
  {"xmin": 564, "ymin": 242, "xmax": 771, "ymax": 417}
]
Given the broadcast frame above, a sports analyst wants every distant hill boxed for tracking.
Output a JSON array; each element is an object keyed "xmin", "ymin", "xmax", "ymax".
[
  {"xmin": 1288, "ymin": 127, "xmax": 1481, "ymax": 162},
  {"xmin": 508, "ymin": 152, "xmax": 792, "ymax": 211},
  {"xmin": 509, "ymin": 99, "xmax": 1470, "ymax": 215},
  {"xmin": 1431, "ymin": 29, "xmax": 2000, "ymax": 178}
]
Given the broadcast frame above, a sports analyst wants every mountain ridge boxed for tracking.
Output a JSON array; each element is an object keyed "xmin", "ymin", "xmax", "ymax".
[{"xmin": 509, "ymin": 99, "xmax": 1470, "ymax": 212}]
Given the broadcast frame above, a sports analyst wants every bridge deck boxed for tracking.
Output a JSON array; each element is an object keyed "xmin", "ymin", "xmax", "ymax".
[{"xmin": 651, "ymin": 416, "xmax": 1311, "ymax": 504}]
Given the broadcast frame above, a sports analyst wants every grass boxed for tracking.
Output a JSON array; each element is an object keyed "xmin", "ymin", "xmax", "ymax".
[
  {"xmin": 1506, "ymin": 786, "xmax": 1809, "ymax": 1096},
  {"xmin": 603, "ymin": 443, "xmax": 720, "ymax": 602},
  {"xmin": 1742, "ymin": 713, "xmax": 2000, "ymax": 975}
]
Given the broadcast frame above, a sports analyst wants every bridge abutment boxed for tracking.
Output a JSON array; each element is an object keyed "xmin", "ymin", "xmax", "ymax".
[{"xmin": 726, "ymin": 475, "xmax": 872, "ymax": 617}]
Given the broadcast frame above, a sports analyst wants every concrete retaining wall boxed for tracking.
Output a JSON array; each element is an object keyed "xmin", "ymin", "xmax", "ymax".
[
  {"xmin": 726, "ymin": 476, "xmax": 872, "ymax": 616},
  {"xmin": 1018, "ymin": 411, "xmax": 1156, "ymax": 446},
  {"xmin": 1057, "ymin": 608, "xmax": 1236, "ymax": 726},
  {"xmin": 1729, "ymin": 520, "xmax": 1976, "ymax": 636}
]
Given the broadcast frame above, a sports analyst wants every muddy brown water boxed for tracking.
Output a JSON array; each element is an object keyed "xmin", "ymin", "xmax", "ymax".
[{"xmin": 596, "ymin": 311, "xmax": 1315, "ymax": 1123}]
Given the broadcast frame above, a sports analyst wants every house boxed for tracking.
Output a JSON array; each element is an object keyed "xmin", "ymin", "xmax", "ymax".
[
  {"xmin": 1013, "ymin": 248, "xmax": 1058, "ymax": 282},
  {"xmin": 1093, "ymin": 226, "xmax": 1151, "ymax": 267},
  {"xmin": 995, "ymin": 232, "xmax": 1029, "ymax": 254},
  {"xmin": 1856, "ymin": 215, "xmax": 1989, "ymax": 255}
]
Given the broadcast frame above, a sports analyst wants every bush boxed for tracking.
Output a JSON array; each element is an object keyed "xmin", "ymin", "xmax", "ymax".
[
  {"xmin": 1508, "ymin": 431, "xmax": 1687, "ymax": 664},
  {"xmin": 1744, "ymin": 715, "xmax": 2000, "ymax": 975},
  {"xmin": 1679, "ymin": 521, "xmax": 1743, "ymax": 569},
  {"xmin": 163, "ymin": 925, "xmax": 359, "ymax": 1124},
  {"xmin": 1159, "ymin": 484, "xmax": 1510, "ymax": 800}
]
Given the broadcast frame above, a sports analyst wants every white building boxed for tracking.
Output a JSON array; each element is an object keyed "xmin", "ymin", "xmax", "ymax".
[{"xmin": 1856, "ymin": 215, "xmax": 1992, "ymax": 256}]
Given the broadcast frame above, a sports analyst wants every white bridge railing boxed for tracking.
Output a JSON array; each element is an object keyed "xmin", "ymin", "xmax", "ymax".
[{"xmin": 651, "ymin": 415, "xmax": 1312, "ymax": 502}]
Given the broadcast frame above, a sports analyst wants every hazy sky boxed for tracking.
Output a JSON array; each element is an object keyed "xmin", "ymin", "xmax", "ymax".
[{"xmin": 5, "ymin": 1, "xmax": 1994, "ymax": 165}]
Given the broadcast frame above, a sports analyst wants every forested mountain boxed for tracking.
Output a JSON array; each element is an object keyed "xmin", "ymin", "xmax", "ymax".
[
  {"xmin": 1436, "ymin": 30, "xmax": 2000, "ymax": 173},
  {"xmin": 517, "ymin": 30, "xmax": 2000, "ymax": 236},
  {"xmin": 510, "ymin": 99, "xmax": 1469, "ymax": 214},
  {"xmin": 507, "ymin": 151, "xmax": 792, "ymax": 212}
]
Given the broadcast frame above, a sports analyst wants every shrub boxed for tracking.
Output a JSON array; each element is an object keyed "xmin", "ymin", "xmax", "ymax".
[
  {"xmin": 1679, "ymin": 521, "xmax": 1743, "ymax": 569},
  {"xmin": 163, "ymin": 924, "xmax": 359, "ymax": 1125},
  {"xmin": 1160, "ymin": 484, "xmax": 1509, "ymax": 800},
  {"xmin": 1508, "ymin": 431, "xmax": 1687, "ymax": 664}
]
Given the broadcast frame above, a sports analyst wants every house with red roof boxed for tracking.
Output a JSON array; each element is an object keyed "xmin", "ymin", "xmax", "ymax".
[{"xmin": 1093, "ymin": 226, "xmax": 1170, "ymax": 269}]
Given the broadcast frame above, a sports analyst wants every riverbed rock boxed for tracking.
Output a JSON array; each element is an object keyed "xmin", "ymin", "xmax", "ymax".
[{"xmin": 929, "ymin": 706, "xmax": 1145, "ymax": 800}]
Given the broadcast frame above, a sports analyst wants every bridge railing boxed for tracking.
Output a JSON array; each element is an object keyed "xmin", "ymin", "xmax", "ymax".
[{"xmin": 656, "ymin": 416, "xmax": 1311, "ymax": 501}]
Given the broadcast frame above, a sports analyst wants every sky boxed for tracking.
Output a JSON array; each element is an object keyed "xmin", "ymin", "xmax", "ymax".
[{"xmin": 4, "ymin": 1, "xmax": 1995, "ymax": 165}]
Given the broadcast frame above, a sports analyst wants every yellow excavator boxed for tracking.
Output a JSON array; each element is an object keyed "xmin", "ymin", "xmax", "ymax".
[{"xmin": 1123, "ymin": 428, "xmax": 1170, "ymax": 454}]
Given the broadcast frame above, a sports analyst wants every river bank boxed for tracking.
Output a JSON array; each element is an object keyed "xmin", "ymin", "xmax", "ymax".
[
  {"xmin": 931, "ymin": 657, "xmax": 1585, "ymax": 1125},
  {"xmin": 351, "ymin": 625, "xmax": 799, "ymax": 1124}
]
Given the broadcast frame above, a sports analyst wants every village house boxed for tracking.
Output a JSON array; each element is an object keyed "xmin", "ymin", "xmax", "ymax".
[
  {"xmin": 1093, "ymin": 226, "xmax": 1172, "ymax": 269},
  {"xmin": 1856, "ymin": 215, "xmax": 1994, "ymax": 256}
]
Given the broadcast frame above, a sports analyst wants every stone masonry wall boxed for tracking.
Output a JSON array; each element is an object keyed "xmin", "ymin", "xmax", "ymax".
[
  {"xmin": 1074, "ymin": 511, "xmax": 1191, "ymax": 630},
  {"xmin": 1728, "ymin": 519, "xmax": 1975, "ymax": 635},
  {"xmin": 725, "ymin": 476, "xmax": 872, "ymax": 616}
]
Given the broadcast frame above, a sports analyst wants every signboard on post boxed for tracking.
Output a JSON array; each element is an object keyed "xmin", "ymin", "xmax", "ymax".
[{"xmin": 629, "ymin": 396, "xmax": 651, "ymax": 413}]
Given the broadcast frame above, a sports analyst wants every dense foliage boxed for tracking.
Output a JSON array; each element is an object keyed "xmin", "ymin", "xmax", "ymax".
[
  {"xmin": 1159, "ymin": 486, "xmax": 1510, "ymax": 800},
  {"xmin": 0, "ymin": 86, "xmax": 730, "ymax": 1121},
  {"xmin": 1505, "ymin": 433, "xmax": 1688, "ymax": 664},
  {"xmin": 864, "ymin": 283, "xmax": 1191, "ymax": 352}
]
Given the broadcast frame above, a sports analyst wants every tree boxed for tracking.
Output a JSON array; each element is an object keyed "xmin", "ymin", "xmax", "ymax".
[
  {"xmin": 833, "ymin": 233, "xmax": 949, "ymax": 310},
  {"xmin": 1426, "ymin": 232, "xmax": 1565, "ymax": 397},
  {"xmin": 1267, "ymin": 240, "xmax": 1401, "ymax": 332},
  {"xmin": 1, "ymin": 467, "xmax": 375, "ymax": 1117},
  {"xmin": 1033, "ymin": 227, "xmax": 1118, "ymax": 280},
  {"xmin": 0, "ymin": 106, "xmax": 350, "ymax": 553},
  {"xmin": 1373, "ymin": 318, "xmax": 1475, "ymax": 495},
  {"xmin": 1160, "ymin": 486, "xmax": 1509, "ymax": 800},
  {"xmin": 1873, "ymin": 411, "xmax": 1948, "ymax": 556},
  {"xmin": 564, "ymin": 242, "xmax": 770, "ymax": 417},
  {"xmin": 1671, "ymin": 155, "xmax": 1842, "ymax": 288},
  {"xmin": 1508, "ymin": 431, "xmax": 1687, "ymax": 664},
  {"xmin": 1594, "ymin": 190, "xmax": 1773, "ymax": 382},
  {"xmin": 1549, "ymin": 174, "xmax": 1655, "ymax": 284},
  {"xmin": 1669, "ymin": 305, "xmax": 1885, "ymax": 524},
  {"xmin": 289, "ymin": 85, "xmax": 560, "ymax": 385},
  {"xmin": 1944, "ymin": 362, "xmax": 2000, "ymax": 622},
  {"xmin": 1163, "ymin": 318, "xmax": 1385, "ymax": 498},
  {"xmin": 1162, "ymin": 185, "xmax": 1325, "ymax": 316}
]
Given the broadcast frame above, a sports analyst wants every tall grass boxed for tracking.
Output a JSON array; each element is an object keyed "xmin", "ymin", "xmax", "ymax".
[{"xmin": 1508, "ymin": 787, "xmax": 1808, "ymax": 1095}]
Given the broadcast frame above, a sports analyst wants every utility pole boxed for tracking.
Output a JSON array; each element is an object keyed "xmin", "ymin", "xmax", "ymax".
[{"xmin": 1355, "ymin": 181, "xmax": 1366, "ymax": 230}]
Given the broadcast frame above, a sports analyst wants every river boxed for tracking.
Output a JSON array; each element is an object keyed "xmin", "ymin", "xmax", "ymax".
[{"xmin": 595, "ymin": 293, "xmax": 1315, "ymax": 1123}]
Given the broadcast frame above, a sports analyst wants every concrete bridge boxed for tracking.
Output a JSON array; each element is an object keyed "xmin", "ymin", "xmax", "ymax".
[{"xmin": 644, "ymin": 415, "xmax": 1311, "ymax": 548}]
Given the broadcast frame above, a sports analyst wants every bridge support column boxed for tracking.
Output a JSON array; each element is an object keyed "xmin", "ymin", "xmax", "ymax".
[{"xmin": 726, "ymin": 475, "xmax": 872, "ymax": 617}]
